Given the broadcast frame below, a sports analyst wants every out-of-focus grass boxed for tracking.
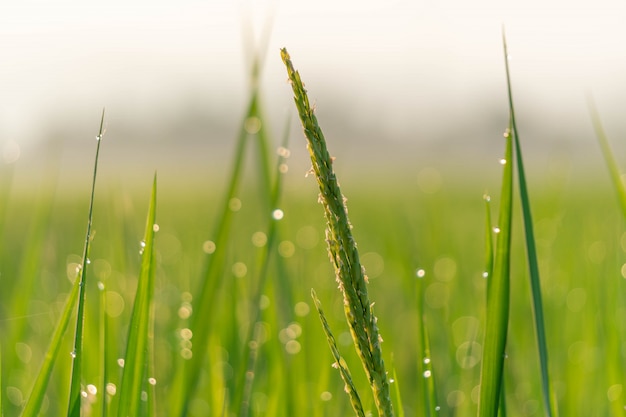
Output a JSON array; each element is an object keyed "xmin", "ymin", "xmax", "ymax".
[{"xmin": 1, "ymin": 166, "xmax": 623, "ymax": 416}]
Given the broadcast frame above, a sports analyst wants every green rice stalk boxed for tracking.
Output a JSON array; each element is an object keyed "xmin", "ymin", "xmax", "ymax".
[
  {"xmin": 169, "ymin": 52, "xmax": 271, "ymax": 416},
  {"xmin": 236, "ymin": 118, "xmax": 291, "ymax": 417},
  {"xmin": 588, "ymin": 96, "xmax": 626, "ymax": 220},
  {"xmin": 418, "ymin": 315, "xmax": 438, "ymax": 416},
  {"xmin": 415, "ymin": 271, "xmax": 438, "ymax": 416},
  {"xmin": 391, "ymin": 367, "xmax": 405, "ymax": 417},
  {"xmin": 98, "ymin": 281, "xmax": 108, "ymax": 417},
  {"xmin": 67, "ymin": 108, "xmax": 106, "ymax": 417},
  {"xmin": 311, "ymin": 289, "xmax": 365, "ymax": 417},
  {"xmin": 281, "ymin": 48, "xmax": 394, "ymax": 417},
  {"xmin": 117, "ymin": 174, "xmax": 158, "ymax": 417},
  {"xmin": 503, "ymin": 34, "xmax": 555, "ymax": 417},
  {"xmin": 483, "ymin": 195, "xmax": 494, "ymax": 289},
  {"xmin": 1, "ymin": 341, "xmax": 3, "ymax": 417},
  {"xmin": 21, "ymin": 275, "xmax": 80, "ymax": 417},
  {"xmin": 483, "ymin": 195, "xmax": 507, "ymax": 417},
  {"xmin": 477, "ymin": 118, "xmax": 513, "ymax": 417}
]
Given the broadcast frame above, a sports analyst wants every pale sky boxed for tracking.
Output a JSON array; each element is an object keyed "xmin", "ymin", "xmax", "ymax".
[{"xmin": 2, "ymin": 0, "xmax": 626, "ymax": 164}]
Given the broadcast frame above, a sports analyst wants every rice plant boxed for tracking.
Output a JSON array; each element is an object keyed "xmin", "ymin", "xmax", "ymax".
[{"xmin": 281, "ymin": 48, "xmax": 395, "ymax": 417}]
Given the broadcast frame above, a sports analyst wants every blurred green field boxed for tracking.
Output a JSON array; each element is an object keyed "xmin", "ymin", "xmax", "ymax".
[{"xmin": 1, "ymin": 147, "xmax": 624, "ymax": 416}]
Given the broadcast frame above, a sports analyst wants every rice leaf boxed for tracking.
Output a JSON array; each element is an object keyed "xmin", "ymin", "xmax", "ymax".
[
  {"xmin": 416, "ymin": 273, "xmax": 439, "ymax": 416},
  {"xmin": 67, "ymin": 108, "xmax": 106, "ymax": 417},
  {"xmin": 117, "ymin": 173, "xmax": 158, "ymax": 417},
  {"xmin": 236, "ymin": 117, "xmax": 291, "ymax": 417},
  {"xmin": 477, "ymin": 117, "xmax": 513, "ymax": 417},
  {"xmin": 503, "ymin": 34, "xmax": 555, "ymax": 417},
  {"xmin": 588, "ymin": 96, "xmax": 626, "ymax": 220},
  {"xmin": 391, "ymin": 367, "xmax": 405, "ymax": 417},
  {"xmin": 98, "ymin": 280, "xmax": 108, "ymax": 417},
  {"xmin": 168, "ymin": 55, "xmax": 269, "ymax": 416},
  {"xmin": 21, "ymin": 275, "xmax": 80, "ymax": 417},
  {"xmin": 281, "ymin": 48, "xmax": 395, "ymax": 417},
  {"xmin": 311, "ymin": 289, "xmax": 365, "ymax": 417}
]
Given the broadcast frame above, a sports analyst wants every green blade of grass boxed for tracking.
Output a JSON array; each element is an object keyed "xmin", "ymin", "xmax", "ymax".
[
  {"xmin": 235, "ymin": 118, "xmax": 290, "ymax": 417},
  {"xmin": 477, "ymin": 119, "xmax": 513, "ymax": 417},
  {"xmin": 588, "ymin": 96, "xmax": 626, "ymax": 220},
  {"xmin": 169, "ymin": 59, "xmax": 268, "ymax": 416},
  {"xmin": 416, "ymin": 272, "xmax": 439, "ymax": 416},
  {"xmin": 391, "ymin": 367, "xmax": 404, "ymax": 417},
  {"xmin": 281, "ymin": 48, "xmax": 395, "ymax": 417},
  {"xmin": 21, "ymin": 276, "xmax": 80, "ymax": 417},
  {"xmin": 482, "ymin": 195, "xmax": 507, "ymax": 417},
  {"xmin": 117, "ymin": 173, "xmax": 158, "ymax": 417},
  {"xmin": 67, "ymin": 108, "xmax": 106, "ymax": 417},
  {"xmin": 311, "ymin": 289, "xmax": 365, "ymax": 417},
  {"xmin": 98, "ymin": 281, "xmax": 108, "ymax": 417},
  {"xmin": 503, "ymin": 34, "xmax": 555, "ymax": 417}
]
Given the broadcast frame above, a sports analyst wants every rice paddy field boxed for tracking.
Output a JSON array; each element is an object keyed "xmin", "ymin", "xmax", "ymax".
[{"xmin": 1, "ymin": 46, "xmax": 625, "ymax": 417}]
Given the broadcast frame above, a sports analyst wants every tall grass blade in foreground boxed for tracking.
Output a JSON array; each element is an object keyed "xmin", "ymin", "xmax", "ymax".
[
  {"xmin": 281, "ymin": 48, "xmax": 394, "ymax": 417},
  {"xmin": 477, "ymin": 120, "xmax": 513, "ymax": 417},
  {"xmin": 503, "ymin": 35, "xmax": 555, "ymax": 417},
  {"xmin": 21, "ymin": 275, "xmax": 81, "ymax": 417},
  {"xmin": 67, "ymin": 109, "xmax": 106, "ymax": 417},
  {"xmin": 311, "ymin": 289, "xmax": 365, "ymax": 417},
  {"xmin": 588, "ymin": 97, "xmax": 626, "ymax": 220},
  {"xmin": 117, "ymin": 174, "xmax": 158, "ymax": 417}
]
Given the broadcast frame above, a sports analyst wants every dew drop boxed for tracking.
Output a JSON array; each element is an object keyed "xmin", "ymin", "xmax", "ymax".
[
  {"xmin": 70, "ymin": 350, "xmax": 77, "ymax": 358},
  {"xmin": 148, "ymin": 377, "xmax": 157, "ymax": 386},
  {"xmin": 152, "ymin": 224, "xmax": 160, "ymax": 232},
  {"xmin": 140, "ymin": 241, "xmax": 146, "ymax": 248},
  {"xmin": 493, "ymin": 227, "xmax": 501, "ymax": 234},
  {"xmin": 423, "ymin": 370, "xmax": 432, "ymax": 378},
  {"xmin": 423, "ymin": 357, "xmax": 431, "ymax": 364},
  {"xmin": 416, "ymin": 269, "xmax": 426, "ymax": 278},
  {"xmin": 277, "ymin": 146, "xmax": 291, "ymax": 158},
  {"xmin": 117, "ymin": 358, "xmax": 125, "ymax": 367},
  {"xmin": 81, "ymin": 390, "xmax": 88, "ymax": 398},
  {"xmin": 87, "ymin": 384, "xmax": 98, "ymax": 395},
  {"xmin": 203, "ymin": 240, "xmax": 216, "ymax": 254},
  {"xmin": 435, "ymin": 405, "xmax": 441, "ymax": 411},
  {"xmin": 97, "ymin": 281, "xmax": 105, "ymax": 291},
  {"xmin": 499, "ymin": 158, "xmax": 507, "ymax": 165},
  {"xmin": 272, "ymin": 209, "xmax": 284, "ymax": 220},
  {"xmin": 86, "ymin": 258, "xmax": 91, "ymax": 264},
  {"xmin": 106, "ymin": 383, "xmax": 117, "ymax": 396},
  {"xmin": 482, "ymin": 272, "xmax": 489, "ymax": 278}
]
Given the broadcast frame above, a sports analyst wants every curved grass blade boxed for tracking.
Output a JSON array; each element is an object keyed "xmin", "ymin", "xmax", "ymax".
[
  {"xmin": 117, "ymin": 174, "xmax": 158, "ymax": 417},
  {"xmin": 588, "ymin": 96, "xmax": 626, "ymax": 220},
  {"xmin": 281, "ymin": 48, "xmax": 394, "ymax": 417},
  {"xmin": 477, "ymin": 119, "xmax": 513, "ymax": 417},
  {"xmin": 311, "ymin": 289, "xmax": 365, "ymax": 417},
  {"xmin": 67, "ymin": 108, "xmax": 106, "ymax": 417},
  {"xmin": 503, "ymin": 34, "xmax": 555, "ymax": 417},
  {"xmin": 21, "ymin": 276, "xmax": 80, "ymax": 417}
]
